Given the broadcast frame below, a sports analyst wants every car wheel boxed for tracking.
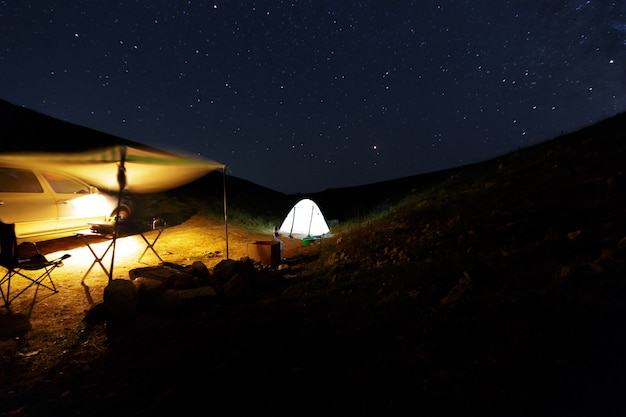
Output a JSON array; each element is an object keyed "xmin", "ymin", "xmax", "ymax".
[{"xmin": 111, "ymin": 206, "xmax": 131, "ymax": 222}]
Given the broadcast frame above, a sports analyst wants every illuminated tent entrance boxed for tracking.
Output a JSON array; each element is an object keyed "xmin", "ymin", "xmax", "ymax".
[
  {"xmin": 278, "ymin": 198, "xmax": 330, "ymax": 238},
  {"xmin": 0, "ymin": 145, "xmax": 228, "ymax": 281}
]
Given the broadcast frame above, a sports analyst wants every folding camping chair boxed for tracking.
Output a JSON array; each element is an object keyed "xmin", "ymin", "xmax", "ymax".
[{"xmin": 0, "ymin": 222, "xmax": 71, "ymax": 311}]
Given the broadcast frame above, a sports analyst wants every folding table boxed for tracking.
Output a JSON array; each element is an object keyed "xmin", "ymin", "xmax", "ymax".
[{"xmin": 75, "ymin": 223, "xmax": 167, "ymax": 285}]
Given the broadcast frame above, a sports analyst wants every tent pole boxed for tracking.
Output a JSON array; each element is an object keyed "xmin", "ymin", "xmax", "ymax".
[
  {"xmin": 289, "ymin": 207, "xmax": 296, "ymax": 238},
  {"xmin": 110, "ymin": 145, "xmax": 127, "ymax": 283},
  {"xmin": 222, "ymin": 166, "xmax": 229, "ymax": 259},
  {"xmin": 308, "ymin": 205, "xmax": 314, "ymax": 237}
]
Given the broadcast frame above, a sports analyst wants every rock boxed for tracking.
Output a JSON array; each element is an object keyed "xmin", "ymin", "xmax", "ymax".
[
  {"xmin": 191, "ymin": 260, "xmax": 210, "ymax": 276},
  {"xmin": 147, "ymin": 286, "xmax": 218, "ymax": 311},
  {"xmin": 133, "ymin": 276, "xmax": 167, "ymax": 295},
  {"xmin": 441, "ymin": 271, "xmax": 472, "ymax": 306},
  {"xmin": 212, "ymin": 258, "xmax": 257, "ymax": 282},
  {"xmin": 223, "ymin": 273, "xmax": 252, "ymax": 301},
  {"xmin": 104, "ymin": 279, "xmax": 138, "ymax": 320},
  {"xmin": 0, "ymin": 313, "xmax": 31, "ymax": 340},
  {"xmin": 83, "ymin": 301, "xmax": 108, "ymax": 324},
  {"xmin": 129, "ymin": 265, "xmax": 203, "ymax": 289}
]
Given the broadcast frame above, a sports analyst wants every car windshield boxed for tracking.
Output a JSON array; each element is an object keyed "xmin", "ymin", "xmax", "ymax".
[{"xmin": 42, "ymin": 172, "xmax": 90, "ymax": 194}]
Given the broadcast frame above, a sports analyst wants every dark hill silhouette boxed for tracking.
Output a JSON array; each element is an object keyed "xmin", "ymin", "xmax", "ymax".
[
  {"xmin": 0, "ymin": 98, "xmax": 147, "ymax": 153},
  {"xmin": 3, "ymin": 97, "xmax": 626, "ymax": 224},
  {"xmin": 1, "ymin": 98, "xmax": 294, "ymax": 210},
  {"xmin": 308, "ymin": 109, "xmax": 626, "ymax": 221}
]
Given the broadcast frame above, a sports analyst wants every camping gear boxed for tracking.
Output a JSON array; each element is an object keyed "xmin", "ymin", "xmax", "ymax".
[
  {"xmin": 1, "ymin": 222, "xmax": 71, "ymax": 311},
  {"xmin": 0, "ymin": 145, "xmax": 226, "ymax": 281},
  {"xmin": 247, "ymin": 241, "xmax": 281, "ymax": 268},
  {"xmin": 278, "ymin": 198, "xmax": 330, "ymax": 238}
]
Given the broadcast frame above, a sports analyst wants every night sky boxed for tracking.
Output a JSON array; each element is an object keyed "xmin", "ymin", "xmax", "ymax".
[{"xmin": 1, "ymin": 1, "xmax": 625, "ymax": 194}]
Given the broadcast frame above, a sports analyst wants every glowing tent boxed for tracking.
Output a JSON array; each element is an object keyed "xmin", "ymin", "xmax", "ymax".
[{"xmin": 278, "ymin": 198, "xmax": 330, "ymax": 238}]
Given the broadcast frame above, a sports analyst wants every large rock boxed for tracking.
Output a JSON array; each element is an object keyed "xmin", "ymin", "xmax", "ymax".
[
  {"xmin": 129, "ymin": 265, "xmax": 204, "ymax": 289},
  {"xmin": 104, "ymin": 278, "xmax": 138, "ymax": 320},
  {"xmin": 150, "ymin": 286, "xmax": 218, "ymax": 311},
  {"xmin": 212, "ymin": 258, "xmax": 258, "ymax": 282}
]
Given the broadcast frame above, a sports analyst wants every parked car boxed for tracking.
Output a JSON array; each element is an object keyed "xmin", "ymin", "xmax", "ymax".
[{"xmin": 0, "ymin": 163, "xmax": 132, "ymax": 242}]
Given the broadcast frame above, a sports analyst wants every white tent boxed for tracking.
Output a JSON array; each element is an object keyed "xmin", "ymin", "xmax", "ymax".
[{"xmin": 279, "ymin": 198, "xmax": 330, "ymax": 238}]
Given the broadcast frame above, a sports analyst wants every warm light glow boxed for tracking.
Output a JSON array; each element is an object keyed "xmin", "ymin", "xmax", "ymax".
[
  {"xmin": 51, "ymin": 234, "xmax": 157, "ymax": 282},
  {"xmin": 66, "ymin": 194, "xmax": 111, "ymax": 217}
]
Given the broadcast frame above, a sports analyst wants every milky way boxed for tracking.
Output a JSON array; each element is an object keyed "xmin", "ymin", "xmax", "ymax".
[{"xmin": 1, "ymin": 1, "xmax": 624, "ymax": 193}]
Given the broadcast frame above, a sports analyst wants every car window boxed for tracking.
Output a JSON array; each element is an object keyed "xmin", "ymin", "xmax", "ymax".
[
  {"xmin": 0, "ymin": 167, "xmax": 44, "ymax": 193},
  {"xmin": 42, "ymin": 171, "xmax": 90, "ymax": 194}
]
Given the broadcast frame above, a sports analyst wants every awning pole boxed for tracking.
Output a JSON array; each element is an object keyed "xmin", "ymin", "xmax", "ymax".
[
  {"xmin": 110, "ymin": 145, "xmax": 127, "ymax": 282},
  {"xmin": 222, "ymin": 166, "xmax": 229, "ymax": 259}
]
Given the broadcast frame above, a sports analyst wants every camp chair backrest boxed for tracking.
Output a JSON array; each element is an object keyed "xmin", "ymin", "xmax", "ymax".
[{"xmin": 0, "ymin": 222, "xmax": 18, "ymax": 270}]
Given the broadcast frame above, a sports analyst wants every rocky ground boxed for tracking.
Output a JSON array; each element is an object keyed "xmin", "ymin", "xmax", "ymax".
[{"xmin": 0, "ymin": 213, "xmax": 324, "ymax": 414}]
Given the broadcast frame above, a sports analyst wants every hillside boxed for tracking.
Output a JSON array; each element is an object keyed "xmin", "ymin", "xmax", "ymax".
[
  {"xmin": 1, "ymin": 101, "xmax": 626, "ymax": 415},
  {"xmin": 308, "ymin": 110, "xmax": 626, "ymax": 222},
  {"xmin": 291, "ymin": 112, "xmax": 626, "ymax": 414},
  {"xmin": 0, "ymin": 99, "xmax": 149, "ymax": 153}
]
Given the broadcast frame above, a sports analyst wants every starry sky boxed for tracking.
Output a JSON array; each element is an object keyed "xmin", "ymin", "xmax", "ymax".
[{"xmin": 1, "ymin": 1, "xmax": 625, "ymax": 194}]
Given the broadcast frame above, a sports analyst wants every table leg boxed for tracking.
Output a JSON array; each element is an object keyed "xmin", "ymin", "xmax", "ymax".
[
  {"xmin": 79, "ymin": 237, "xmax": 115, "ymax": 285},
  {"xmin": 138, "ymin": 228, "xmax": 165, "ymax": 263}
]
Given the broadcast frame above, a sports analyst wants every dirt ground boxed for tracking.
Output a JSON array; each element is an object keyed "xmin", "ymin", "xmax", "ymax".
[{"xmin": 0, "ymin": 213, "xmax": 313, "ymax": 379}]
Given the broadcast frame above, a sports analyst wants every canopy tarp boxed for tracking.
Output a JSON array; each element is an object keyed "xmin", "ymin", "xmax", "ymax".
[
  {"xmin": 0, "ymin": 145, "xmax": 228, "ymax": 282},
  {"xmin": 0, "ymin": 145, "xmax": 225, "ymax": 193}
]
